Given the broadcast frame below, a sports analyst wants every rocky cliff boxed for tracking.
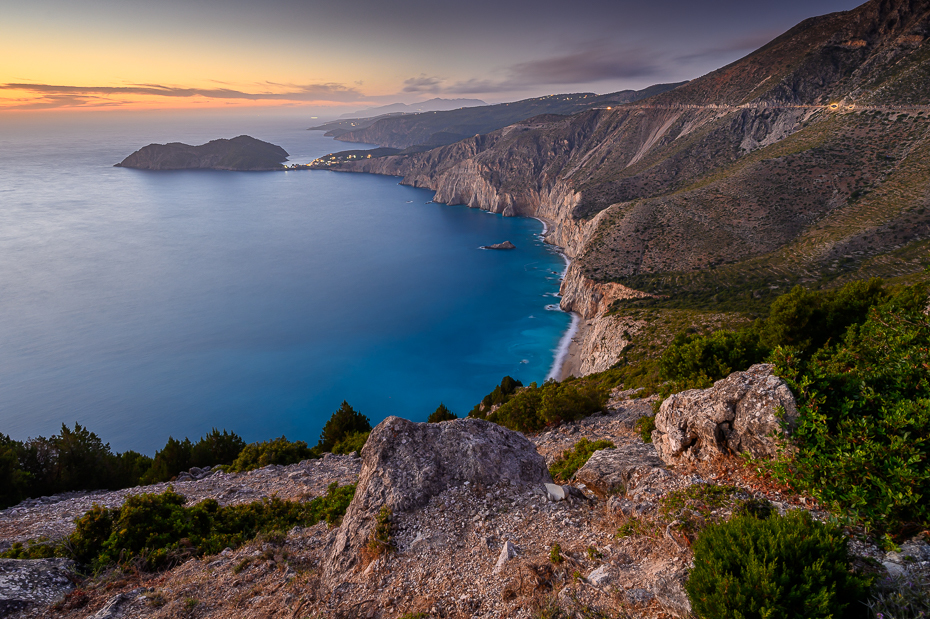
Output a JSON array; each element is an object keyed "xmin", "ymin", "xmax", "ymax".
[
  {"xmin": 312, "ymin": 0, "xmax": 930, "ymax": 376},
  {"xmin": 116, "ymin": 135, "xmax": 288, "ymax": 171}
]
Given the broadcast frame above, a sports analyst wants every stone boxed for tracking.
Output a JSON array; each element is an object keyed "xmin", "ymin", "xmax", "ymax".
[
  {"xmin": 625, "ymin": 588, "xmax": 655, "ymax": 605},
  {"xmin": 0, "ymin": 559, "xmax": 76, "ymax": 613},
  {"xmin": 324, "ymin": 416, "xmax": 552, "ymax": 582},
  {"xmin": 587, "ymin": 565, "xmax": 611, "ymax": 586},
  {"xmin": 652, "ymin": 569, "xmax": 692, "ymax": 618},
  {"xmin": 652, "ymin": 364, "xmax": 798, "ymax": 464},
  {"xmin": 544, "ymin": 483, "xmax": 567, "ymax": 502},
  {"xmin": 494, "ymin": 541, "xmax": 518, "ymax": 573},
  {"xmin": 480, "ymin": 241, "xmax": 516, "ymax": 250},
  {"xmin": 88, "ymin": 588, "xmax": 145, "ymax": 619},
  {"xmin": 574, "ymin": 443, "xmax": 666, "ymax": 499}
]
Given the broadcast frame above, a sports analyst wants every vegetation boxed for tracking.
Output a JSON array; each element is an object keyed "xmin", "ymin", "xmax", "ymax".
[
  {"xmin": 470, "ymin": 379, "xmax": 607, "ymax": 433},
  {"xmin": 228, "ymin": 436, "xmax": 314, "ymax": 472},
  {"xmin": 469, "ymin": 376, "xmax": 523, "ymax": 417},
  {"xmin": 865, "ymin": 573, "xmax": 930, "ymax": 619},
  {"xmin": 331, "ymin": 431, "xmax": 370, "ymax": 455},
  {"xmin": 686, "ymin": 511, "xmax": 871, "ymax": 619},
  {"xmin": 0, "ymin": 401, "xmax": 371, "ymax": 509},
  {"xmin": 0, "ymin": 483, "xmax": 355, "ymax": 571},
  {"xmin": 427, "ymin": 403, "xmax": 457, "ymax": 423},
  {"xmin": 365, "ymin": 506, "xmax": 395, "ymax": 559},
  {"xmin": 549, "ymin": 438, "xmax": 615, "ymax": 482},
  {"xmin": 316, "ymin": 401, "xmax": 371, "ymax": 454},
  {"xmin": 768, "ymin": 284, "xmax": 930, "ymax": 532}
]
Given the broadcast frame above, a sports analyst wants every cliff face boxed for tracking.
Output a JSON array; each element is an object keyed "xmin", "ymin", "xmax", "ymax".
[
  {"xmin": 314, "ymin": 0, "xmax": 930, "ymax": 376},
  {"xmin": 116, "ymin": 136, "xmax": 288, "ymax": 171}
]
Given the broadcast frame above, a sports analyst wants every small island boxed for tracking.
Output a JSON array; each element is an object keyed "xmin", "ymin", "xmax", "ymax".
[
  {"xmin": 115, "ymin": 135, "xmax": 289, "ymax": 171},
  {"xmin": 481, "ymin": 241, "xmax": 516, "ymax": 250}
]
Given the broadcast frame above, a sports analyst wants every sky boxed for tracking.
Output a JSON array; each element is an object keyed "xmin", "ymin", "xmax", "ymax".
[{"xmin": 0, "ymin": 0, "xmax": 865, "ymax": 116}]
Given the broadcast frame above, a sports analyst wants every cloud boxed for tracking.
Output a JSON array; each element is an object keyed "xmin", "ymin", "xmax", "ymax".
[
  {"xmin": 509, "ymin": 43, "xmax": 658, "ymax": 84},
  {"xmin": 0, "ymin": 81, "xmax": 370, "ymax": 109},
  {"xmin": 674, "ymin": 30, "xmax": 781, "ymax": 63},
  {"xmin": 402, "ymin": 75, "xmax": 443, "ymax": 93}
]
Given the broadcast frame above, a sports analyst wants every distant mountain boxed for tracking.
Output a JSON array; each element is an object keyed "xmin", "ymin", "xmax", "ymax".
[
  {"xmin": 316, "ymin": 0, "xmax": 930, "ymax": 309},
  {"xmin": 311, "ymin": 84, "xmax": 684, "ymax": 150},
  {"xmin": 339, "ymin": 98, "xmax": 487, "ymax": 119},
  {"xmin": 116, "ymin": 136, "xmax": 288, "ymax": 171}
]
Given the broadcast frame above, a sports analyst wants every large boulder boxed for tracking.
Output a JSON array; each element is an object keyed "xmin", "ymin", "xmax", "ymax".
[
  {"xmin": 652, "ymin": 364, "xmax": 798, "ymax": 464},
  {"xmin": 574, "ymin": 443, "xmax": 667, "ymax": 499},
  {"xmin": 324, "ymin": 416, "xmax": 552, "ymax": 581}
]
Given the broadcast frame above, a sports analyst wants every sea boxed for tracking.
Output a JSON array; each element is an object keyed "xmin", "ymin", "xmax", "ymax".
[{"xmin": 0, "ymin": 111, "xmax": 572, "ymax": 454}]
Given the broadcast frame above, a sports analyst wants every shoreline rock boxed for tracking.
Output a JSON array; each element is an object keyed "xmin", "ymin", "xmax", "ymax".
[{"xmin": 480, "ymin": 241, "xmax": 516, "ymax": 250}]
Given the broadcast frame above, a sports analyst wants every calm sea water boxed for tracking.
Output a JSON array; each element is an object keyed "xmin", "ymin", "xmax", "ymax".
[{"xmin": 0, "ymin": 112, "xmax": 570, "ymax": 454}]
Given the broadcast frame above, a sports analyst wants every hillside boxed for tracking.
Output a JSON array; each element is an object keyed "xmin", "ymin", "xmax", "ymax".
[
  {"xmin": 116, "ymin": 136, "xmax": 289, "ymax": 171},
  {"xmin": 315, "ymin": 0, "xmax": 930, "ymax": 330},
  {"xmin": 310, "ymin": 84, "xmax": 683, "ymax": 150}
]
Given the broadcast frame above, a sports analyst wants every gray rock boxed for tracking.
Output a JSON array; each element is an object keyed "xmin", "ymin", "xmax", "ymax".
[
  {"xmin": 587, "ymin": 565, "xmax": 611, "ymax": 586},
  {"xmin": 324, "ymin": 416, "xmax": 551, "ymax": 582},
  {"xmin": 87, "ymin": 588, "xmax": 145, "ymax": 619},
  {"xmin": 652, "ymin": 364, "xmax": 798, "ymax": 464},
  {"xmin": 481, "ymin": 241, "xmax": 516, "ymax": 250},
  {"xmin": 574, "ymin": 443, "xmax": 665, "ymax": 499},
  {"xmin": 544, "ymin": 483, "xmax": 567, "ymax": 502},
  {"xmin": 652, "ymin": 569, "xmax": 692, "ymax": 618},
  {"xmin": 176, "ymin": 472, "xmax": 194, "ymax": 482},
  {"xmin": 494, "ymin": 540, "xmax": 518, "ymax": 573},
  {"xmin": 0, "ymin": 558, "xmax": 76, "ymax": 613},
  {"xmin": 883, "ymin": 561, "xmax": 907, "ymax": 577},
  {"xmin": 625, "ymin": 588, "xmax": 655, "ymax": 605}
]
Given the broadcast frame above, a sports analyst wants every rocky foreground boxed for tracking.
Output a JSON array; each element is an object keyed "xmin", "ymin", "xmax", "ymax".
[{"xmin": 1, "ymin": 366, "xmax": 927, "ymax": 619}]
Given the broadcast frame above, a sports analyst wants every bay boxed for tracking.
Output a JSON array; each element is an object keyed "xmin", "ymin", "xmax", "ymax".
[{"xmin": 0, "ymin": 112, "xmax": 570, "ymax": 454}]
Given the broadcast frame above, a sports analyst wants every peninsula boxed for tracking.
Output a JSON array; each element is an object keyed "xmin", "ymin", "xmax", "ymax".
[{"xmin": 115, "ymin": 135, "xmax": 289, "ymax": 171}]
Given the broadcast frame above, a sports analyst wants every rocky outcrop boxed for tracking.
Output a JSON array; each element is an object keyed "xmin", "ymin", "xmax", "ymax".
[
  {"xmin": 481, "ymin": 241, "xmax": 515, "ymax": 250},
  {"xmin": 652, "ymin": 364, "xmax": 798, "ymax": 464},
  {"xmin": 116, "ymin": 135, "xmax": 288, "ymax": 171},
  {"xmin": 574, "ymin": 443, "xmax": 666, "ymax": 499},
  {"xmin": 573, "ymin": 314, "xmax": 645, "ymax": 376},
  {"xmin": 559, "ymin": 262, "xmax": 651, "ymax": 319},
  {"xmin": 0, "ymin": 559, "xmax": 76, "ymax": 614},
  {"xmin": 324, "ymin": 416, "xmax": 552, "ymax": 582}
]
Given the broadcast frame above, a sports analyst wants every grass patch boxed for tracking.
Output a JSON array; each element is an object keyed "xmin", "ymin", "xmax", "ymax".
[{"xmin": 549, "ymin": 438, "xmax": 615, "ymax": 482}]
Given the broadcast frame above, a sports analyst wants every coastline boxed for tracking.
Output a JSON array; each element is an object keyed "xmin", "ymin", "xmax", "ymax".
[{"xmin": 533, "ymin": 216, "xmax": 585, "ymax": 382}]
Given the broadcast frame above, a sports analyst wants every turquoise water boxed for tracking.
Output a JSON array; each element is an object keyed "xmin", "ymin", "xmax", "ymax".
[{"xmin": 0, "ymin": 113, "xmax": 570, "ymax": 454}]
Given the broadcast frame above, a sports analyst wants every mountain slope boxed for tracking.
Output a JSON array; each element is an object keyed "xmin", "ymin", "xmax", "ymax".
[
  {"xmin": 314, "ymin": 0, "xmax": 930, "ymax": 319},
  {"xmin": 312, "ymin": 84, "xmax": 682, "ymax": 150}
]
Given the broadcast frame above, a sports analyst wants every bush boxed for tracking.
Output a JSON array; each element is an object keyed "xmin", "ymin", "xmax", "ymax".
[
  {"xmin": 190, "ymin": 429, "xmax": 245, "ymax": 469},
  {"xmin": 317, "ymin": 401, "xmax": 371, "ymax": 453},
  {"xmin": 4, "ymin": 484, "xmax": 357, "ymax": 570},
  {"xmin": 487, "ymin": 380, "xmax": 608, "ymax": 432},
  {"xmin": 427, "ymin": 403, "xmax": 457, "ymax": 423},
  {"xmin": 769, "ymin": 284, "xmax": 930, "ymax": 531},
  {"xmin": 469, "ymin": 376, "xmax": 523, "ymax": 418},
  {"xmin": 229, "ymin": 436, "xmax": 313, "ymax": 472},
  {"xmin": 659, "ymin": 328, "xmax": 768, "ymax": 391},
  {"xmin": 549, "ymin": 438, "xmax": 615, "ymax": 481},
  {"xmin": 332, "ymin": 431, "xmax": 369, "ymax": 455},
  {"xmin": 634, "ymin": 415, "xmax": 656, "ymax": 443},
  {"xmin": 686, "ymin": 511, "xmax": 870, "ymax": 619}
]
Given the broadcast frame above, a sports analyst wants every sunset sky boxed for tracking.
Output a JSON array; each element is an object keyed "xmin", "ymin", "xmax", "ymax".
[{"xmin": 2, "ymin": 0, "xmax": 863, "ymax": 115}]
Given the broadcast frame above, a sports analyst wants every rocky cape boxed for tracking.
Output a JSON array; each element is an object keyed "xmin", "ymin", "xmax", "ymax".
[
  {"xmin": 116, "ymin": 135, "xmax": 289, "ymax": 171},
  {"xmin": 311, "ymin": 0, "xmax": 930, "ymax": 378}
]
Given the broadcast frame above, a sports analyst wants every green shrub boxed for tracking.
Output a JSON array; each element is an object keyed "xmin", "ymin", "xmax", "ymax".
[
  {"xmin": 316, "ymin": 401, "xmax": 371, "ymax": 453},
  {"xmin": 634, "ymin": 415, "xmax": 656, "ymax": 443},
  {"xmin": 366, "ymin": 506, "xmax": 394, "ymax": 558},
  {"xmin": 549, "ymin": 543, "xmax": 563, "ymax": 564},
  {"xmin": 469, "ymin": 376, "xmax": 523, "ymax": 418},
  {"xmin": 659, "ymin": 328, "xmax": 768, "ymax": 390},
  {"xmin": 4, "ymin": 483, "xmax": 356, "ymax": 570},
  {"xmin": 769, "ymin": 284, "xmax": 930, "ymax": 531},
  {"xmin": 686, "ymin": 511, "xmax": 870, "ymax": 619},
  {"xmin": 487, "ymin": 380, "xmax": 607, "ymax": 432},
  {"xmin": 549, "ymin": 438, "xmax": 615, "ymax": 481},
  {"xmin": 229, "ymin": 436, "xmax": 313, "ymax": 472},
  {"xmin": 332, "ymin": 431, "xmax": 369, "ymax": 455},
  {"xmin": 190, "ymin": 429, "xmax": 245, "ymax": 469},
  {"xmin": 141, "ymin": 436, "xmax": 193, "ymax": 484},
  {"xmin": 866, "ymin": 573, "xmax": 930, "ymax": 619},
  {"xmin": 427, "ymin": 403, "xmax": 457, "ymax": 423}
]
